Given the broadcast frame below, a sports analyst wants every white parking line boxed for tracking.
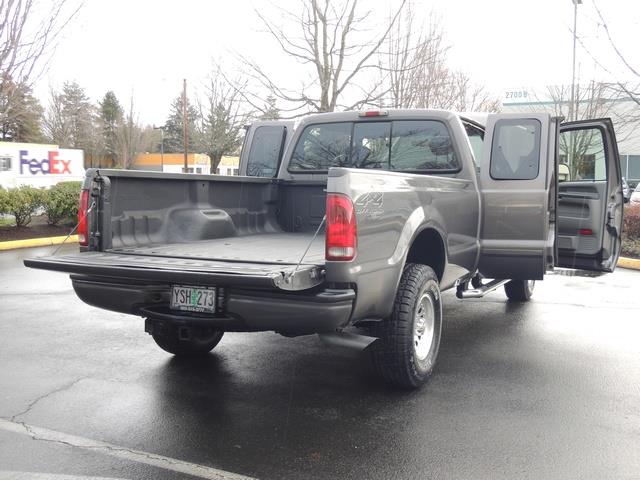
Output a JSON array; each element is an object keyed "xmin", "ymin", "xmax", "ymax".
[
  {"xmin": 0, "ymin": 419, "xmax": 256, "ymax": 480},
  {"xmin": 0, "ymin": 472, "xmax": 125, "ymax": 480}
]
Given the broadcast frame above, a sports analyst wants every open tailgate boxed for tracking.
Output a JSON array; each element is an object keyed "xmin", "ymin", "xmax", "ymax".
[{"xmin": 24, "ymin": 252, "xmax": 325, "ymax": 291}]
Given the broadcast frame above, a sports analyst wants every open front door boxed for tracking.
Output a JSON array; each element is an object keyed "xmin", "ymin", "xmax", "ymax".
[
  {"xmin": 478, "ymin": 113, "xmax": 556, "ymax": 280},
  {"xmin": 555, "ymin": 118, "xmax": 623, "ymax": 272}
]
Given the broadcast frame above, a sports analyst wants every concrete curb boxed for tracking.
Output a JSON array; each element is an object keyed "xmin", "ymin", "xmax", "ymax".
[
  {"xmin": 618, "ymin": 256, "xmax": 640, "ymax": 271},
  {"xmin": 0, "ymin": 235, "xmax": 78, "ymax": 251}
]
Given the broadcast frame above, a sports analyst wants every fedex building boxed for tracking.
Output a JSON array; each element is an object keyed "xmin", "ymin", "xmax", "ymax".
[{"xmin": 0, "ymin": 142, "xmax": 85, "ymax": 189}]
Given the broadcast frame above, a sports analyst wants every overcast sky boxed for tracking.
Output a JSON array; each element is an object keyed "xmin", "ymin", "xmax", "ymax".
[{"xmin": 35, "ymin": 0, "xmax": 640, "ymax": 125}]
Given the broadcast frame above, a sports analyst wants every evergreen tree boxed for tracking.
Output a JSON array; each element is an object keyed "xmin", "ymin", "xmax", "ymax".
[
  {"xmin": 0, "ymin": 80, "xmax": 44, "ymax": 142},
  {"xmin": 99, "ymin": 91, "xmax": 123, "ymax": 161},
  {"xmin": 44, "ymin": 81, "xmax": 97, "ymax": 150},
  {"xmin": 259, "ymin": 95, "xmax": 280, "ymax": 120},
  {"xmin": 163, "ymin": 93, "xmax": 201, "ymax": 154},
  {"xmin": 60, "ymin": 81, "xmax": 95, "ymax": 150}
]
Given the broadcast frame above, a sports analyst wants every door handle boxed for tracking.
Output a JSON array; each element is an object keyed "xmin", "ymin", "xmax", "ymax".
[{"xmin": 606, "ymin": 202, "xmax": 619, "ymax": 233}]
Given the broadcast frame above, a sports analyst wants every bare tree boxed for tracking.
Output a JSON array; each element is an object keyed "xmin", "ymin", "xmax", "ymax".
[
  {"xmin": 199, "ymin": 65, "xmax": 252, "ymax": 172},
  {"xmin": 43, "ymin": 86, "xmax": 71, "ymax": 146},
  {"xmin": 539, "ymin": 81, "xmax": 633, "ymax": 180},
  {"xmin": 0, "ymin": 0, "xmax": 81, "ymax": 135},
  {"xmin": 236, "ymin": 0, "xmax": 406, "ymax": 117},
  {"xmin": 116, "ymin": 97, "xmax": 148, "ymax": 169},
  {"xmin": 380, "ymin": 7, "xmax": 499, "ymax": 112}
]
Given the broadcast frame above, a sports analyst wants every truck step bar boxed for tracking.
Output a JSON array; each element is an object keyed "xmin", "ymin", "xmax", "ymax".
[{"xmin": 456, "ymin": 278, "xmax": 509, "ymax": 299}]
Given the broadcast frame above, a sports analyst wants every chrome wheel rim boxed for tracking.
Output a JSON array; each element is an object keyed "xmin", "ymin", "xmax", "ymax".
[
  {"xmin": 414, "ymin": 293, "xmax": 435, "ymax": 361},
  {"xmin": 527, "ymin": 280, "xmax": 535, "ymax": 293}
]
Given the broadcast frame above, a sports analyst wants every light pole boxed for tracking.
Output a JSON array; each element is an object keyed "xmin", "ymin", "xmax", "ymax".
[
  {"xmin": 569, "ymin": 0, "xmax": 582, "ymax": 122},
  {"xmin": 153, "ymin": 125, "xmax": 165, "ymax": 172}
]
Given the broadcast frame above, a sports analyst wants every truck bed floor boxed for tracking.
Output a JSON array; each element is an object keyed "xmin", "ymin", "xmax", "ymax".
[{"xmin": 107, "ymin": 232, "xmax": 326, "ymax": 266}]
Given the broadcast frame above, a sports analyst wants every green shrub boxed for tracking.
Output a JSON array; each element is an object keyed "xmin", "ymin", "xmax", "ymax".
[
  {"xmin": 0, "ymin": 186, "xmax": 6, "ymax": 214},
  {"xmin": 623, "ymin": 203, "xmax": 640, "ymax": 240},
  {"xmin": 1, "ymin": 185, "xmax": 44, "ymax": 227},
  {"xmin": 43, "ymin": 181, "xmax": 82, "ymax": 225}
]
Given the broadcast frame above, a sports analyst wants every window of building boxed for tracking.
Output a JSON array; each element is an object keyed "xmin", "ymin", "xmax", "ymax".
[
  {"xmin": 0, "ymin": 156, "xmax": 11, "ymax": 172},
  {"xmin": 490, "ymin": 119, "xmax": 541, "ymax": 180},
  {"xmin": 289, "ymin": 120, "xmax": 458, "ymax": 173},
  {"xmin": 233, "ymin": 168, "xmax": 239, "ymax": 176}
]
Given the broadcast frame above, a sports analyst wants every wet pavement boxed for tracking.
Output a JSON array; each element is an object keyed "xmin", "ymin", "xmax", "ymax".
[{"xmin": 1, "ymin": 245, "xmax": 639, "ymax": 479}]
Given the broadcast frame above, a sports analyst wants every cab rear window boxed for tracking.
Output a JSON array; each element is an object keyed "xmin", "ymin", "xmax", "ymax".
[{"xmin": 288, "ymin": 120, "xmax": 459, "ymax": 173}]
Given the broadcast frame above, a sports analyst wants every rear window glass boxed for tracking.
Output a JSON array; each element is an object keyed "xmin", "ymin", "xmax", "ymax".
[
  {"xmin": 246, "ymin": 125, "xmax": 286, "ymax": 177},
  {"xmin": 289, "ymin": 120, "xmax": 459, "ymax": 172}
]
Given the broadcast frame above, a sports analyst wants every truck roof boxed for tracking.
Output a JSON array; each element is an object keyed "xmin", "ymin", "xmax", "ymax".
[{"xmin": 293, "ymin": 109, "xmax": 489, "ymax": 129}]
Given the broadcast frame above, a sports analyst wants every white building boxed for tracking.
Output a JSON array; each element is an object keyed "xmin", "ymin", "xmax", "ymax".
[{"xmin": 501, "ymin": 86, "xmax": 640, "ymax": 185}]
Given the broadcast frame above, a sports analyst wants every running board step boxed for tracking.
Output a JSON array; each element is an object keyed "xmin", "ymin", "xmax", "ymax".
[{"xmin": 456, "ymin": 279, "xmax": 509, "ymax": 299}]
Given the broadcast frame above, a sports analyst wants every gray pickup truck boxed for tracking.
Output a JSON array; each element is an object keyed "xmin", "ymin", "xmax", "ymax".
[{"xmin": 25, "ymin": 110, "xmax": 624, "ymax": 388}]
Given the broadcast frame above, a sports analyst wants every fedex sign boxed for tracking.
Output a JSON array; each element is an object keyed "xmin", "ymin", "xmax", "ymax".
[
  {"xmin": 0, "ymin": 142, "xmax": 85, "ymax": 189},
  {"xmin": 20, "ymin": 150, "xmax": 72, "ymax": 175}
]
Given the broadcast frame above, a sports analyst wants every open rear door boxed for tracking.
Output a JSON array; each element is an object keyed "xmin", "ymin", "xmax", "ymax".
[
  {"xmin": 478, "ymin": 113, "xmax": 556, "ymax": 280},
  {"xmin": 555, "ymin": 118, "xmax": 623, "ymax": 272}
]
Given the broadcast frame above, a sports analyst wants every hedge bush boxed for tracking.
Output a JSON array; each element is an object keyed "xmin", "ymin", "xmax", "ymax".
[
  {"xmin": 42, "ymin": 181, "xmax": 82, "ymax": 225},
  {"xmin": 623, "ymin": 203, "xmax": 640, "ymax": 240},
  {"xmin": 0, "ymin": 185, "xmax": 45, "ymax": 227}
]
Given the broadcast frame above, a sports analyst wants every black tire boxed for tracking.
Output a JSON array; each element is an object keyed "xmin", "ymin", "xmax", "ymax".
[
  {"xmin": 370, "ymin": 263, "xmax": 442, "ymax": 389},
  {"xmin": 152, "ymin": 324, "xmax": 224, "ymax": 356},
  {"xmin": 504, "ymin": 279, "xmax": 535, "ymax": 301}
]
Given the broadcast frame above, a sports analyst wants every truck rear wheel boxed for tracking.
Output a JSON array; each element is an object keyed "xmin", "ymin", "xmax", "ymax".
[
  {"xmin": 370, "ymin": 263, "xmax": 442, "ymax": 389},
  {"xmin": 504, "ymin": 279, "xmax": 535, "ymax": 301},
  {"xmin": 151, "ymin": 324, "xmax": 224, "ymax": 356}
]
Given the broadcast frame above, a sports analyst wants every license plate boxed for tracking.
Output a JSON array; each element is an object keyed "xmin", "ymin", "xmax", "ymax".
[{"xmin": 170, "ymin": 285, "xmax": 216, "ymax": 313}]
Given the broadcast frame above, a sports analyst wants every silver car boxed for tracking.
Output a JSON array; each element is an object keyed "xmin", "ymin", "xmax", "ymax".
[
  {"xmin": 631, "ymin": 183, "xmax": 640, "ymax": 204},
  {"xmin": 623, "ymin": 178, "xmax": 631, "ymax": 203}
]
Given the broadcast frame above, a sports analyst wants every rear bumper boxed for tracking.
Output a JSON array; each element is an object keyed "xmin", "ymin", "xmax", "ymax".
[{"xmin": 71, "ymin": 276, "xmax": 355, "ymax": 335}]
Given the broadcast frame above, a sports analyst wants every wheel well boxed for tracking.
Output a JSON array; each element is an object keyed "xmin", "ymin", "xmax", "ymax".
[{"xmin": 406, "ymin": 229, "xmax": 446, "ymax": 282}]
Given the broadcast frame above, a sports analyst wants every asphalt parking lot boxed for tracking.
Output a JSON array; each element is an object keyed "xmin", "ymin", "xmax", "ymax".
[{"xmin": 1, "ymin": 245, "xmax": 639, "ymax": 480}]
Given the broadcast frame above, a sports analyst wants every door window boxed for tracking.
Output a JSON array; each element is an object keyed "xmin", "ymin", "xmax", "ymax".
[
  {"xmin": 558, "ymin": 128, "xmax": 606, "ymax": 182},
  {"xmin": 246, "ymin": 125, "xmax": 286, "ymax": 177},
  {"xmin": 490, "ymin": 119, "xmax": 541, "ymax": 180}
]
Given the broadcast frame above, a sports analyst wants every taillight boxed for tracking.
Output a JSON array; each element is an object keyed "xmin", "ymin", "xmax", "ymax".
[
  {"xmin": 78, "ymin": 189, "xmax": 89, "ymax": 246},
  {"xmin": 326, "ymin": 194, "xmax": 357, "ymax": 261},
  {"xmin": 579, "ymin": 228, "xmax": 593, "ymax": 236}
]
